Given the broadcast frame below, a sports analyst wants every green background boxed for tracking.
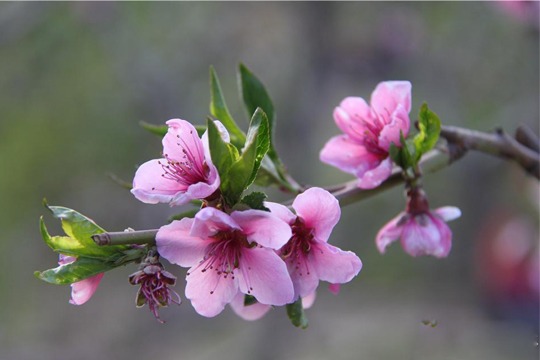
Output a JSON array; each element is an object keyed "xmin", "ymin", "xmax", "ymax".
[{"xmin": 1, "ymin": 2, "xmax": 538, "ymax": 360}]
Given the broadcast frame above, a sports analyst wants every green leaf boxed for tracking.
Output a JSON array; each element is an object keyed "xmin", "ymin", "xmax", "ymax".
[
  {"xmin": 222, "ymin": 108, "xmax": 270, "ymax": 205},
  {"xmin": 286, "ymin": 298, "xmax": 308, "ymax": 329},
  {"xmin": 388, "ymin": 142, "xmax": 402, "ymax": 167},
  {"xmin": 238, "ymin": 64, "xmax": 300, "ymax": 193},
  {"xmin": 40, "ymin": 217, "xmax": 122, "ymax": 259},
  {"xmin": 45, "ymin": 204, "xmax": 105, "ymax": 244},
  {"xmin": 400, "ymin": 132, "xmax": 417, "ymax": 169},
  {"xmin": 413, "ymin": 103, "xmax": 441, "ymax": 160},
  {"xmin": 35, "ymin": 256, "xmax": 118, "ymax": 285},
  {"xmin": 209, "ymin": 66, "xmax": 246, "ymax": 148},
  {"xmin": 238, "ymin": 64, "xmax": 275, "ymax": 128},
  {"xmin": 240, "ymin": 192, "xmax": 269, "ymax": 211},
  {"xmin": 207, "ymin": 118, "xmax": 239, "ymax": 179}
]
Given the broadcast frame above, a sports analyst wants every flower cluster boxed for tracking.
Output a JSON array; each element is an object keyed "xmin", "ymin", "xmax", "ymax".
[{"xmin": 132, "ymin": 119, "xmax": 362, "ymax": 319}]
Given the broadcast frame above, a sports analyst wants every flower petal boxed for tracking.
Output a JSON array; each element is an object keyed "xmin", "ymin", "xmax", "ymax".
[
  {"xmin": 162, "ymin": 119, "xmax": 206, "ymax": 166},
  {"xmin": 377, "ymin": 104, "xmax": 410, "ymax": 152},
  {"xmin": 434, "ymin": 206, "xmax": 462, "ymax": 222},
  {"xmin": 293, "ymin": 187, "xmax": 340, "ymax": 242},
  {"xmin": 156, "ymin": 218, "xmax": 211, "ymax": 267},
  {"xmin": 232, "ymin": 210, "xmax": 292, "ymax": 250},
  {"xmin": 310, "ymin": 242, "xmax": 362, "ymax": 285},
  {"xmin": 237, "ymin": 246, "xmax": 294, "ymax": 306},
  {"xmin": 191, "ymin": 207, "xmax": 241, "ymax": 239},
  {"xmin": 131, "ymin": 159, "xmax": 186, "ymax": 205},
  {"xmin": 334, "ymin": 97, "xmax": 373, "ymax": 141},
  {"xmin": 264, "ymin": 201, "xmax": 296, "ymax": 225},
  {"xmin": 356, "ymin": 157, "xmax": 393, "ymax": 189},
  {"xmin": 401, "ymin": 214, "xmax": 452, "ymax": 258},
  {"xmin": 320, "ymin": 135, "xmax": 382, "ymax": 176},
  {"xmin": 173, "ymin": 164, "xmax": 220, "ymax": 206},
  {"xmin": 185, "ymin": 262, "xmax": 239, "ymax": 317},
  {"xmin": 375, "ymin": 212, "xmax": 405, "ymax": 254},
  {"xmin": 229, "ymin": 293, "xmax": 272, "ymax": 321},
  {"xmin": 287, "ymin": 257, "xmax": 320, "ymax": 299},
  {"xmin": 69, "ymin": 273, "xmax": 104, "ymax": 305},
  {"xmin": 302, "ymin": 291, "xmax": 317, "ymax": 309},
  {"xmin": 370, "ymin": 81, "xmax": 412, "ymax": 115}
]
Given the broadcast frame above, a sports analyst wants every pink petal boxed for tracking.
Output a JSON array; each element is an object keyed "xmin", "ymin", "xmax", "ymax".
[
  {"xmin": 237, "ymin": 246, "xmax": 294, "ymax": 306},
  {"xmin": 229, "ymin": 293, "xmax": 272, "ymax": 321},
  {"xmin": 334, "ymin": 97, "xmax": 373, "ymax": 141},
  {"xmin": 287, "ymin": 255, "xmax": 320, "ymax": 299},
  {"xmin": 401, "ymin": 215, "xmax": 452, "ymax": 258},
  {"xmin": 356, "ymin": 157, "xmax": 393, "ymax": 189},
  {"xmin": 293, "ymin": 187, "xmax": 341, "ymax": 242},
  {"xmin": 320, "ymin": 135, "xmax": 382, "ymax": 176},
  {"xmin": 375, "ymin": 212, "xmax": 405, "ymax": 254},
  {"xmin": 302, "ymin": 291, "xmax": 317, "ymax": 309},
  {"xmin": 328, "ymin": 283, "xmax": 341, "ymax": 295},
  {"xmin": 185, "ymin": 262, "xmax": 239, "ymax": 317},
  {"xmin": 190, "ymin": 207, "xmax": 241, "ymax": 239},
  {"xmin": 310, "ymin": 242, "xmax": 362, "ymax": 285},
  {"xmin": 370, "ymin": 81, "xmax": 412, "ymax": 116},
  {"xmin": 156, "ymin": 218, "xmax": 211, "ymax": 267},
  {"xmin": 377, "ymin": 104, "xmax": 411, "ymax": 152},
  {"xmin": 69, "ymin": 273, "xmax": 104, "ymax": 305},
  {"xmin": 434, "ymin": 206, "xmax": 461, "ymax": 222},
  {"xmin": 131, "ymin": 159, "xmax": 186, "ymax": 204},
  {"xmin": 231, "ymin": 210, "xmax": 292, "ymax": 250},
  {"xmin": 162, "ymin": 119, "xmax": 206, "ymax": 166},
  {"xmin": 264, "ymin": 201, "xmax": 296, "ymax": 225},
  {"xmin": 177, "ymin": 164, "xmax": 220, "ymax": 205}
]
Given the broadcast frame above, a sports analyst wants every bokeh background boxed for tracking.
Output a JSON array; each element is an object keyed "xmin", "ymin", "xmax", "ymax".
[{"xmin": 1, "ymin": 2, "xmax": 538, "ymax": 360}]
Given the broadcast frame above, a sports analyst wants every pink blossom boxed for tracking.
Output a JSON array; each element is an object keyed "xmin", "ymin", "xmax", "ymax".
[
  {"xmin": 229, "ymin": 291, "xmax": 317, "ymax": 321},
  {"xmin": 266, "ymin": 187, "xmax": 362, "ymax": 300},
  {"xmin": 156, "ymin": 207, "xmax": 294, "ymax": 317},
  {"xmin": 59, "ymin": 255, "xmax": 104, "ymax": 305},
  {"xmin": 131, "ymin": 119, "xmax": 220, "ymax": 206},
  {"xmin": 320, "ymin": 81, "xmax": 411, "ymax": 189},
  {"xmin": 376, "ymin": 206, "xmax": 461, "ymax": 258}
]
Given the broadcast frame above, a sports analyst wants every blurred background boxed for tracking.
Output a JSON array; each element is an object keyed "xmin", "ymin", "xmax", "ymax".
[{"xmin": 0, "ymin": 2, "xmax": 538, "ymax": 360}]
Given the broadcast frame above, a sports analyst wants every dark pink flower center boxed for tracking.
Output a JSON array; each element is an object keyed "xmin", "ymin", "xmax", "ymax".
[
  {"xmin": 159, "ymin": 131, "xmax": 209, "ymax": 186},
  {"xmin": 189, "ymin": 230, "xmax": 256, "ymax": 295},
  {"xmin": 281, "ymin": 217, "xmax": 318, "ymax": 276},
  {"xmin": 349, "ymin": 110, "xmax": 391, "ymax": 157}
]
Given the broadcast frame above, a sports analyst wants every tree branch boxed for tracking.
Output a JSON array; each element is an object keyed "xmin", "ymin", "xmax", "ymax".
[{"xmin": 440, "ymin": 125, "xmax": 539, "ymax": 179}]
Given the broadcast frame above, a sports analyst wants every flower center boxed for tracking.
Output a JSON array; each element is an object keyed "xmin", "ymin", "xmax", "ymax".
[
  {"xmin": 280, "ymin": 217, "xmax": 316, "ymax": 276},
  {"xmin": 159, "ymin": 131, "xmax": 208, "ymax": 185}
]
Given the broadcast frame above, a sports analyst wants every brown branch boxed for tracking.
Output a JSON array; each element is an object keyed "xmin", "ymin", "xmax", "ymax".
[{"xmin": 440, "ymin": 125, "xmax": 540, "ymax": 179}]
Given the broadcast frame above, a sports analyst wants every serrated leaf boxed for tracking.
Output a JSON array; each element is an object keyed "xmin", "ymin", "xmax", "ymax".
[
  {"xmin": 413, "ymin": 103, "xmax": 441, "ymax": 160},
  {"xmin": 207, "ymin": 118, "xmax": 239, "ymax": 179},
  {"xmin": 35, "ymin": 256, "xmax": 119, "ymax": 285},
  {"xmin": 286, "ymin": 298, "xmax": 308, "ymax": 329},
  {"xmin": 223, "ymin": 109, "xmax": 270, "ymax": 205},
  {"xmin": 40, "ymin": 217, "xmax": 121, "ymax": 259},
  {"xmin": 240, "ymin": 192, "xmax": 269, "ymax": 211},
  {"xmin": 388, "ymin": 142, "xmax": 402, "ymax": 167},
  {"xmin": 46, "ymin": 205, "xmax": 105, "ymax": 244},
  {"xmin": 399, "ymin": 132, "xmax": 417, "ymax": 169},
  {"xmin": 210, "ymin": 66, "xmax": 246, "ymax": 148},
  {"xmin": 238, "ymin": 64, "xmax": 300, "ymax": 193}
]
